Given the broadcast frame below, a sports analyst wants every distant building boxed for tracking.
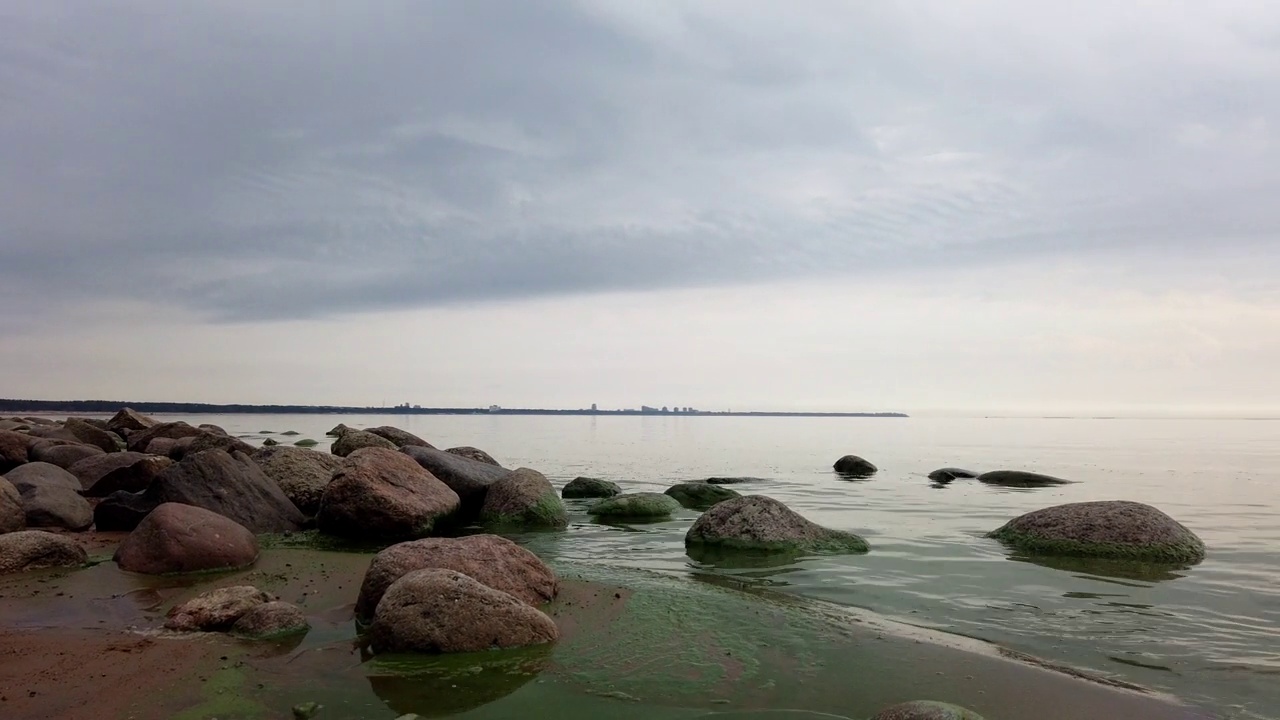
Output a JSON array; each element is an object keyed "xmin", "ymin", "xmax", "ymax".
[
  {"xmin": 591, "ymin": 403, "xmax": 597, "ymax": 411},
  {"xmin": 489, "ymin": 405, "xmax": 501, "ymax": 413}
]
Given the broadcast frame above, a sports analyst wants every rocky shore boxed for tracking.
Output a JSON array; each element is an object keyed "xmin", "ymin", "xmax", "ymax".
[{"xmin": 0, "ymin": 410, "xmax": 1216, "ymax": 720}]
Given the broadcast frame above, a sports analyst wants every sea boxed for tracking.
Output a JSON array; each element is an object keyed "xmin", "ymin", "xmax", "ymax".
[{"xmin": 59, "ymin": 413, "xmax": 1280, "ymax": 718}]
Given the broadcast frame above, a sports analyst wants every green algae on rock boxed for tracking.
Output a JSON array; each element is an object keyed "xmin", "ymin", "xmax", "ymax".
[
  {"xmin": 665, "ymin": 482, "xmax": 742, "ymax": 510},
  {"xmin": 587, "ymin": 491, "xmax": 680, "ymax": 520},
  {"xmin": 871, "ymin": 700, "xmax": 986, "ymax": 719},
  {"xmin": 988, "ymin": 500, "xmax": 1206, "ymax": 564},
  {"xmin": 685, "ymin": 495, "xmax": 869, "ymax": 555},
  {"xmin": 480, "ymin": 468, "xmax": 568, "ymax": 529},
  {"xmin": 293, "ymin": 438, "xmax": 320, "ymax": 447}
]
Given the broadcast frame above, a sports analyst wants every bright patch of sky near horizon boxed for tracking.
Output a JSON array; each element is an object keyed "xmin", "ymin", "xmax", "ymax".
[{"xmin": 1, "ymin": 1, "xmax": 1278, "ymax": 415}]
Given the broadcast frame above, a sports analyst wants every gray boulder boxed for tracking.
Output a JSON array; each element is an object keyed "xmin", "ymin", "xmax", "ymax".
[
  {"xmin": 317, "ymin": 447, "xmax": 460, "ymax": 541},
  {"xmin": 365, "ymin": 426, "xmax": 433, "ymax": 449},
  {"xmin": 117, "ymin": 503, "xmax": 261, "ymax": 575},
  {"xmin": 144, "ymin": 450, "xmax": 306, "ymax": 533},
  {"xmin": 988, "ymin": 500, "xmax": 1205, "ymax": 564},
  {"xmin": 176, "ymin": 432, "xmax": 256, "ymax": 460},
  {"xmin": 400, "ymin": 445, "xmax": 511, "ymax": 517},
  {"xmin": 30, "ymin": 441, "xmax": 105, "ymax": 469},
  {"xmin": 833, "ymin": 455, "xmax": 877, "ymax": 477},
  {"xmin": 6, "ymin": 462, "xmax": 92, "ymax": 531},
  {"xmin": 5, "ymin": 462, "xmax": 83, "ymax": 494},
  {"xmin": 251, "ymin": 446, "xmax": 343, "ymax": 516},
  {"xmin": 127, "ymin": 421, "xmax": 205, "ymax": 453},
  {"xmin": 0, "ymin": 429, "xmax": 32, "ymax": 472},
  {"xmin": 479, "ymin": 468, "xmax": 567, "ymax": 529},
  {"xmin": 94, "ymin": 490, "xmax": 160, "ymax": 531},
  {"xmin": 978, "ymin": 470, "xmax": 1074, "ymax": 487},
  {"xmin": 664, "ymin": 482, "xmax": 741, "ymax": 510},
  {"xmin": 685, "ymin": 495, "xmax": 869, "ymax": 555},
  {"xmin": 331, "ymin": 430, "xmax": 397, "ymax": 457},
  {"xmin": 928, "ymin": 468, "xmax": 980, "ymax": 483},
  {"xmin": 445, "ymin": 446, "xmax": 499, "ymax": 465},
  {"xmin": 107, "ymin": 407, "xmax": 157, "ymax": 434},
  {"xmin": 69, "ymin": 452, "xmax": 172, "ymax": 496},
  {"xmin": 326, "ymin": 423, "xmax": 351, "ymax": 437},
  {"xmin": 231, "ymin": 601, "xmax": 309, "ymax": 639},
  {"xmin": 0, "ymin": 530, "xmax": 87, "ymax": 574},
  {"xmin": 197, "ymin": 423, "xmax": 228, "ymax": 435},
  {"xmin": 0, "ymin": 478, "xmax": 24, "ymax": 533},
  {"xmin": 561, "ymin": 476, "xmax": 621, "ymax": 499}
]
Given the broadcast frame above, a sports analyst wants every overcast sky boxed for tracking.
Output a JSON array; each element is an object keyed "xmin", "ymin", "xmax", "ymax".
[{"xmin": 2, "ymin": 1, "xmax": 1278, "ymax": 415}]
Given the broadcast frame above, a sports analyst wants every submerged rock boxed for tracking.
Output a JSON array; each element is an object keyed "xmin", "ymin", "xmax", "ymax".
[
  {"xmin": 5, "ymin": 461, "xmax": 82, "ymax": 494},
  {"xmin": 69, "ymin": 452, "xmax": 172, "ymax": 496},
  {"xmin": 928, "ymin": 468, "xmax": 980, "ymax": 483},
  {"xmin": 0, "ymin": 478, "xmax": 23, "ymax": 533},
  {"xmin": 704, "ymin": 477, "xmax": 763, "ymax": 485},
  {"xmin": 685, "ymin": 495, "xmax": 869, "ymax": 555},
  {"xmin": 446, "ymin": 446, "xmax": 499, "ymax": 465},
  {"xmin": 588, "ymin": 492, "xmax": 680, "ymax": 520},
  {"xmin": 833, "ymin": 455, "xmax": 878, "ymax": 477},
  {"xmin": 872, "ymin": 701, "xmax": 986, "ymax": 719},
  {"xmin": 0, "ymin": 530, "xmax": 87, "ymax": 574},
  {"xmin": 978, "ymin": 470, "xmax": 1073, "ymax": 487},
  {"xmin": 116, "ymin": 503, "xmax": 260, "ymax": 575},
  {"xmin": 561, "ymin": 476, "xmax": 621, "ymax": 499},
  {"xmin": 165, "ymin": 585, "xmax": 275, "ymax": 631},
  {"xmin": 317, "ymin": 447, "xmax": 460, "ymax": 541},
  {"xmin": 365, "ymin": 426, "xmax": 433, "ymax": 449},
  {"xmin": 368, "ymin": 568, "xmax": 558, "ymax": 654},
  {"xmin": 251, "ymin": 445, "xmax": 343, "ymax": 516},
  {"xmin": 331, "ymin": 430, "xmax": 397, "ymax": 457},
  {"xmin": 988, "ymin": 500, "xmax": 1205, "ymax": 564},
  {"xmin": 479, "ymin": 468, "xmax": 567, "ymax": 529},
  {"xmin": 231, "ymin": 601, "xmax": 309, "ymax": 639},
  {"xmin": 665, "ymin": 482, "xmax": 742, "ymax": 510},
  {"xmin": 356, "ymin": 533, "xmax": 557, "ymax": 621}
]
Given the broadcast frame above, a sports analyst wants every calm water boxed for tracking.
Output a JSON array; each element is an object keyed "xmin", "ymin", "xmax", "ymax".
[{"xmin": 130, "ymin": 414, "xmax": 1280, "ymax": 718}]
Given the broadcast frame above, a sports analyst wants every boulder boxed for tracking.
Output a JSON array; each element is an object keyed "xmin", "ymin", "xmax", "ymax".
[
  {"xmin": 251, "ymin": 446, "xmax": 343, "ymax": 516},
  {"xmin": 5, "ymin": 462, "xmax": 83, "ymax": 494},
  {"xmin": 326, "ymin": 423, "xmax": 351, "ymax": 437},
  {"xmin": 166, "ymin": 436, "xmax": 199, "ymax": 459},
  {"xmin": 368, "ymin": 569, "xmax": 558, "ymax": 654},
  {"xmin": 30, "ymin": 441, "xmax": 105, "ymax": 469},
  {"xmin": 928, "ymin": 468, "xmax": 980, "ymax": 483},
  {"xmin": 0, "ymin": 530, "xmax": 87, "ymax": 574},
  {"xmin": 987, "ymin": 500, "xmax": 1206, "ymax": 563},
  {"xmin": 176, "ymin": 432, "xmax": 256, "ymax": 459},
  {"xmin": 479, "ymin": 468, "xmax": 567, "ymax": 528},
  {"xmin": 93, "ymin": 490, "xmax": 160, "ymax": 531},
  {"xmin": 71, "ymin": 417, "xmax": 111, "ymax": 431},
  {"xmin": 145, "ymin": 450, "xmax": 306, "ymax": 533},
  {"xmin": 446, "ymin": 446, "xmax": 499, "ymax": 465},
  {"xmin": 231, "ymin": 601, "xmax": 309, "ymax": 639},
  {"xmin": 704, "ymin": 476, "xmax": 764, "ymax": 485},
  {"xmin": 108, "ymin": 407, "xmax": 157, "ymax": 434},
  {"xmin": 685, "ymin": 495, "xmax": 869, "ymax": 555},
  {"xmin": 317, "ymin": 447, "xmax": 460, "ymax": 540},
  {"xmin": 561, "ymin": 477, "xmax": 621, "ymax": 499},
  {"xmin": 588, "ymin": 492, "xmax": 680, "ymax": 520},
  {"xmin": 63, "ymin": 418, "xmax": 119, "ymax": 453},
  {"xmin": 0, "ymin": 478, "xmax": 24, "ymax": 534},
  {"xmin": 331, "ymin": 430, "xmax": 397, "ymax": 457},
  {"xmin": 0, "ymin": 429, "xmax": 32, "ymax": 472},
  {"xmin": 355, "ymin": 534, "xmax": 558, "ymax": 620},
  {"xmin": 197, "ymin": 423, "xmax": 228, "ymax": 435},
  {"xmin": 664, "ymin": 482, "xmax": 741, "ymax": 510},
  {"xmin": 872, "ymin": 701, "xmax": 986, "ymax": 720},
  {"xmin": 365, "ymin": 426, "xmax": 433, "ymax": 449},
  {"xmin": 978, "ymin": 470, "xmax": 1073, "ymax": 487},
  {"xmin": 19, "ymin": 484, "xmax": 94, "ymax": 531},
  {"xmin": 25, "ymin": 425, "xmax": 82, "ymax": 444},
  {"xmin": 400, "ymin": 445, "xmax": 511, "ymax": 515},
  {"xmin": 127, "ymin": 421, "xmax": 204, "ymax": 453},
  {"xmin": 164, "ymin": 585, "xmax": 275, "ymax": 631},
  {"xmin": 116, "ymin": 503, "xmax": 260, "ymax": 575},
  {"xmin": 833, "ymin": 455, "xmax": 878, "ymax": 477},
  {"xmin": 0, "ymin": 420, "xmax": 29, "ymax": 432},
  {"xmin": 144, "ymin": 437, "xmax": 181, "ymax": 457},
  {"xmin": 69, "ymin": 452, "xmax": 172, "ymax": 496}
]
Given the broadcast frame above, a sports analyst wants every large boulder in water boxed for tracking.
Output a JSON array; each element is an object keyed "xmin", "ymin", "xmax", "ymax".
[
  {"xmin": 63, "ymin": 418, "xmax": 119, "ymax": 453},
  {"xmin": 116, "ymin": 503, "xmax": 260, "ymax": 575},
  {"xmin": 0, "ymin": 530, "xmax": 87, "ymax": 574},
  {"xmin": 872, "ymin": 701, "xmax": 987, "ymax": 719},
  {"xmin": 988, "ymin": 500, "xmax": 1206, "ymax": 563},
  {"xmin": 928, "ymin": 467, "xmax": 980, "ymax": 483},
  {"xmin": 446, "ymin": 446, "xmax": 499, "ymax": 465},
  {"xmin": 685, "ymin": 495, "xmax": 869, "ymax": 555},
  {"xmin": 107, "ymin": 407, "xmax": 157, "ymax": 435},
  {"xmin": 664, "ymin": 482, "xmax": 741, "ymax": 510},
  {"xmin": 588, "ymin": 492, "xmax": 680, "ymax": 520},
  {"xmin": 368, "ymin": 568, "xmax": 558, "ymax": 654},
  {"xmin": 127, "ymin": 421, "xmax": 204, "ymax": 453},
  {"xmin": 69, "ymin": 452, "xmax": 172, "ymax": 496},
  {"xmin": 164, "ymin": 585, "xmax": 275, "ymax": 631},
  {"xmin": 355, "ymin": 533, "xmax": 557, "ymax": 621},
  {"xmin": 365, "ymin": 426, "xmax": 433, "ymax": 449},
  {"xmin": 400, "ymin": 445, "xmax": 511, "ymax": 516},
  {"xmin": 0, "ymin": 429, "xmax": 32, "ymax": 472},
  {"xmin": 317, "ymin": 447, "xmax": 460, "ymax": 541},
  {"xmin": 331, "ymin": 430, "xmax": 397, "ymax": 457},
  {"xmin": 0, "ymin": 478, "xmax": 24, "ymax": 534},
  {"xmin": 978, "ymin": 470, "xmax": 1073, "ymax": 488},
  {"xmin": 231, "ymin": 601, "xmax": 309, "ymax": 639},
  {"xmin": 833, "ymin": 455, "xmax": 878, "ymax": 477},
  {"xmin": 251, "ymin": 446, "xmax": 342, "ymax": 516},
  {"xmin": 561, "ymin": 476, "xmax": 620, "ymax": 499},
  {"xmin": 479, "ymin": 468, "xmax": 567, "ymax": 529},
  {"xmin": 30, "ymin": 441, "xmax": 105, "ymax": 469},
  {"xmin": 144, "ymin": 449, "xmax": 305, "ymax": 533}
]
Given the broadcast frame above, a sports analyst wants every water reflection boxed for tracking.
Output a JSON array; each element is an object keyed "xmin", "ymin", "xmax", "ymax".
[
  {"xmin": 686, "ymin": 544, "xmax": 804, "ymax": 569},
  {"xmin": 1007, "ymin": 553, "xmax": 1190, "ymax": 583},
  {"xmin": 366, "ymin": 647, "xmax": 550, "ymax": 717}
]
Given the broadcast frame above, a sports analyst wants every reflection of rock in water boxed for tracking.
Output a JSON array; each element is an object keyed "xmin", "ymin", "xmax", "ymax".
[
  {"xmin": 686, "ymin": 543, "xmax": 804, "ymax": 570},
  {"xmin": 1007, "ymin": 553, "xmax": 1189, "ymax": 583},
  {"xmin": 697, "ymin": 712, "xmax": 854, "ymax": 720},
  {"xmin": 366, "ymin": 647, "xmax": 549, "ymax": 717}
]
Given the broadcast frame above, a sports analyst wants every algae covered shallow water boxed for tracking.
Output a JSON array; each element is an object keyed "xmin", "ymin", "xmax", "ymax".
[{"xmin": 66, "ymin": 414, "xmax": 1280, "ymax": 718}]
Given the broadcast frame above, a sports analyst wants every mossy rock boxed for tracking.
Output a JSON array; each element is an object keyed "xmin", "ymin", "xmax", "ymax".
[
  {"xmin": 561, "ymin": 477, "xmax": 621, "ymax": 499},
  {"xmin": 664, "ymin": 482, "xmax": 741, "ymax": 510},
  {"xmin": 987, "ymin": 500, "xmax": 1205, "ymax": 564},
  {"xmin": 685, "ymin": 495, "xmax": 869, "ymax": 556},
  {"xmin": 588, "ymin": 492, "xmax": 679, "ymax": 520},
  {"xmin": 294, "ymin": 438, "xmax": 319, "ymax": 447},
  {"xmin": 281, "ymin": 430, "xmax": 301, "ymax": 436}
]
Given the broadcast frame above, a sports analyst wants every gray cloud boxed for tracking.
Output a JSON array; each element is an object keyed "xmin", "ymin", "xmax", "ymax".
[{"xmin": 3, "ymin": 1, "xmax": 1279, "ymax": 323}]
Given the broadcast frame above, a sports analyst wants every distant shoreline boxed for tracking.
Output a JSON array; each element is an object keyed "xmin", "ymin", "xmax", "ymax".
[{"xmin": 0, "ymin": 399, "xmax": 907, "ymax": 418}]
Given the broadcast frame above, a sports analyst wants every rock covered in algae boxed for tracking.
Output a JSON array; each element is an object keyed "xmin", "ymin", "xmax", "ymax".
[
  {"xmin": 368, "ymin": 568, "xmax": 558, "ymax": 654},
  {"xmin": 664, "ymin": 482, "xmax": 741, "ymax": 510},
  {"xmin": 988, "ymin": 500, "xmax": 1205, "ymax": 564},
  {"xmin": 561, "ymin": 476, "xmax": 621, "ymax": 499},
  {"xmin": 685, "ymin": 495, "xmax": 868, "ymax": 554},
  {"xmin": 871, "ymin": 700, "xmax": 986, "ymax": 719},
  {"xmin": 479, "ymin": 467, "xmax": 568, "ymax": 529},
  {"xmin": 231, "ymin": 600, "xmax": 310, "ymax": 639},
  {"xmin": 588, "ymin": 492, "xmax": 680, "ymax": 520}
]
